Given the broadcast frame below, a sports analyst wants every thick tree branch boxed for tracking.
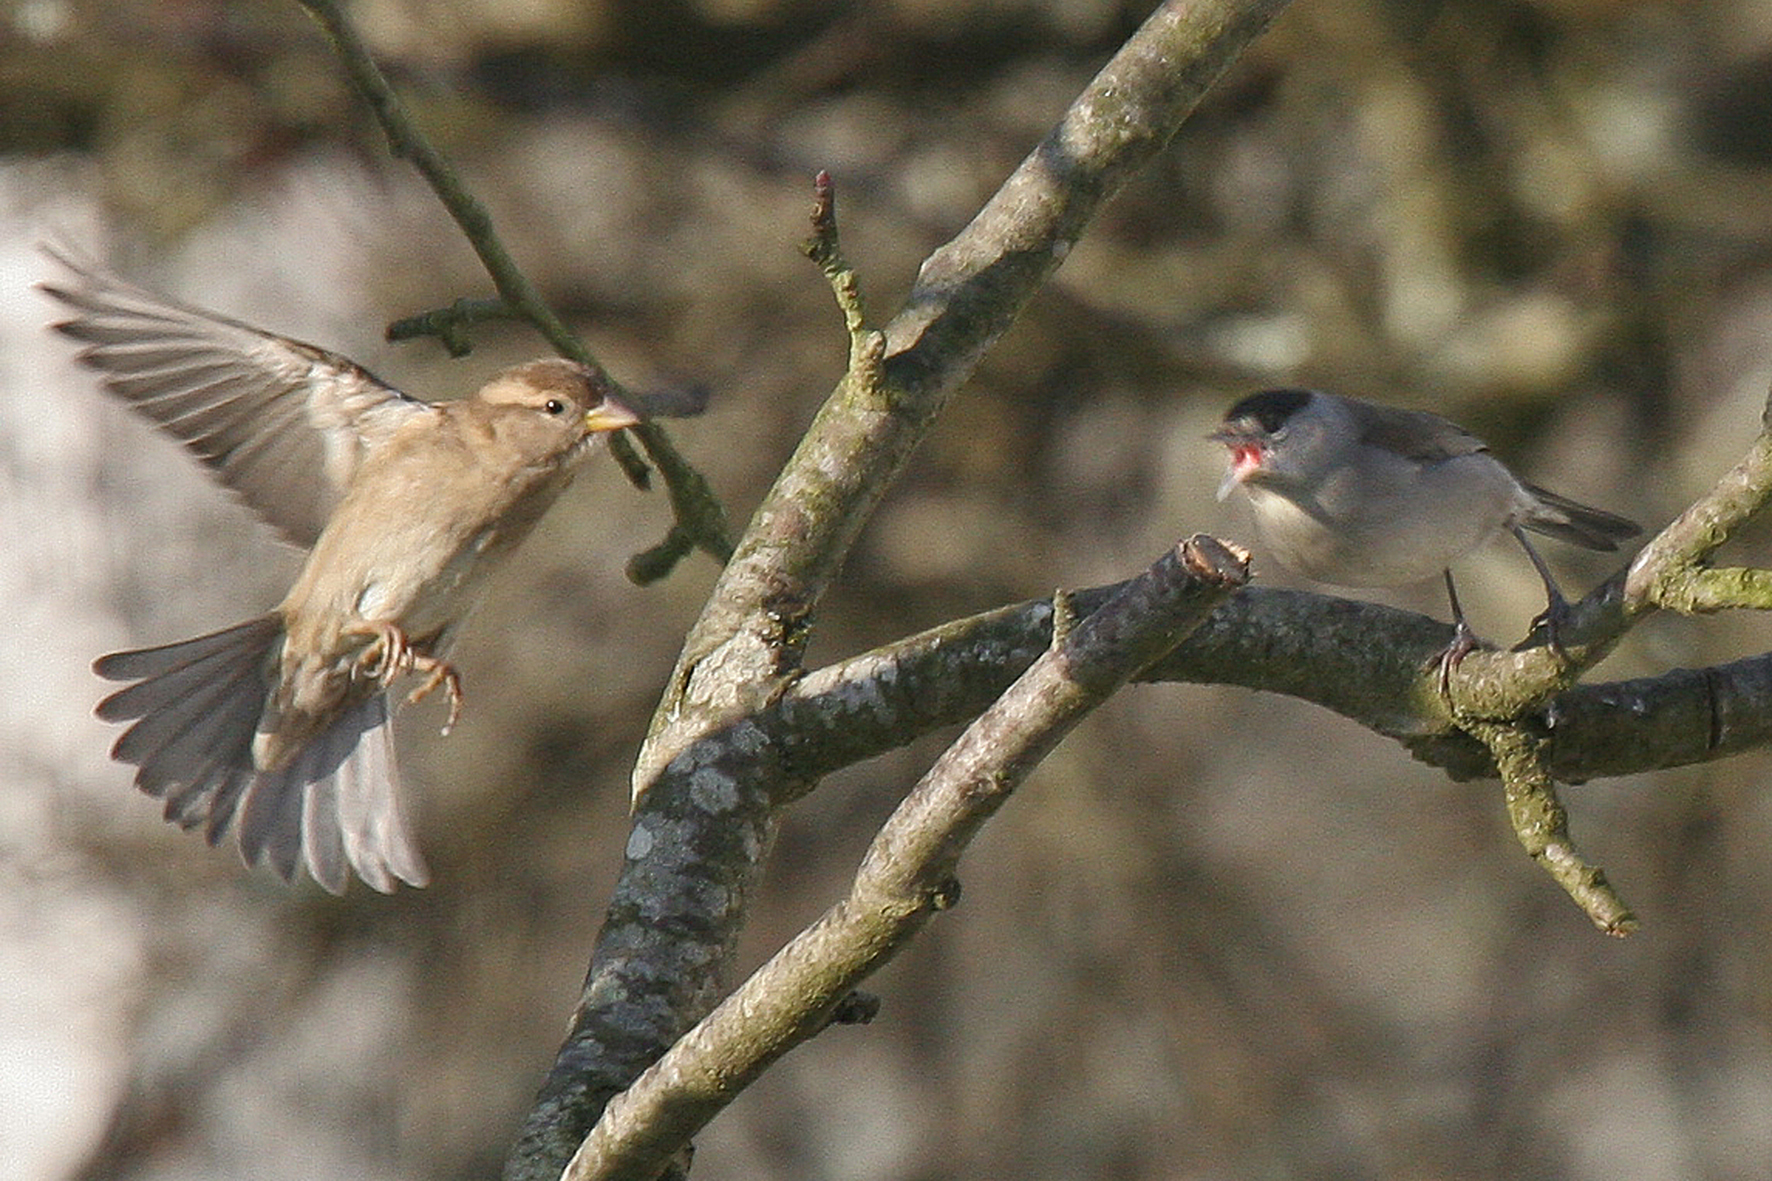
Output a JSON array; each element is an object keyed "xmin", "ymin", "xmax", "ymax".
[
  {"xmin": 506, "ymin": 4, "xmax": 1293, "ymax": 1178},
  {"xmin": 767, "ymin": 585, "xmax": 1772, "ymax": 791},
  {"xmin": 562, "ymin": 538, "xmax": 1249, "ymax": 1181}
]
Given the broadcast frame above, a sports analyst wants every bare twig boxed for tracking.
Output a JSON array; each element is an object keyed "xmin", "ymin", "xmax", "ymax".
[
  {"xmin": 801, "ymin": 170, "xmax": 871, "ymax": 344},
  {"xmin": 562, "ymin": 538, "xmax": 1249, "ymax": 1181},
  {"xmin": 384, "ymin": 297, "xmax": 519, "ymax": 356},
  {"xmin": 294, "ymin": 0, "xmax": 732, "ymax": 575}
]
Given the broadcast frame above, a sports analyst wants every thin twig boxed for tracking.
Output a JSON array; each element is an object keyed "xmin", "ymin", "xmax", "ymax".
[
  {"xmin": 295, "ymin": 0, "xmax": 732, "ymax": 574},
  {"xmin": 384, "ymin": 297, "xmax": 520, "ymax": 356}
]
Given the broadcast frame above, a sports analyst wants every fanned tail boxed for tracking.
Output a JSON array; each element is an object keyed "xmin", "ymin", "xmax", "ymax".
[{"xmin": 95, "ymin": 618, "xmax": 429, "ymax": 892}]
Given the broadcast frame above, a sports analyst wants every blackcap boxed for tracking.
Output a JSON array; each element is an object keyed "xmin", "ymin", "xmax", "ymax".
[
  {"xmin": 1210, "ymin": 388, "xmax": 1641, "ymax": 671},
  {"xmin": 45, "ymin": 249, "xmax": 647, "ymax": 893}
]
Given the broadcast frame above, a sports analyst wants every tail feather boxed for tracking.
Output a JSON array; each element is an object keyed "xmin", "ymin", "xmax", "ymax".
[
  {"xmin": 93, "ymin": 619, "xmax": 278, "ymax": 682},
  {"xmin": 1520, "ymin": 483, "xmax": 1642, "ymax": 551},
  {"xmin": 336, "ymin": 719, "xmax": 428, "ymax": 890},
  {"xmin": 94, "ymin": 617, "xmax": 429, "ymax": 893},
  {"xmin": 110, "ymin": 639, "xmax": 266, "ymax": 768},
  {"xmin": 238, "ymin": 741, "xmax": 310, "ymax": 885}
]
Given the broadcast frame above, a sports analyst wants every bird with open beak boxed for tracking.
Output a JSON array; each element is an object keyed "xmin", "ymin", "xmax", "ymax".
[
  {"xmin": 45, "ymin": 249, "xmax": 646, "ymax": 894},
  {"xmin": 1210, "ymin": 388, "xmax": 1641, "ymax": 681}
]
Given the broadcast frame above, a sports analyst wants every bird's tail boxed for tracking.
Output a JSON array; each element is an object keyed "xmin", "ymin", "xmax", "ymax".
[
  {"xmin": 1520, "ymin": 482, "xmax": 1643, "ymax": 552},
  {"xmin": 94, "ymin": 617, "xmax": 429, "ymax": 893}
]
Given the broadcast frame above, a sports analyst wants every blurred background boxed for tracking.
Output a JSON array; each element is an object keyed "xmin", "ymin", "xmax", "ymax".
[{"xmin": 5, "ymin": 0, "xmax": 1772, "ymax": 1177}]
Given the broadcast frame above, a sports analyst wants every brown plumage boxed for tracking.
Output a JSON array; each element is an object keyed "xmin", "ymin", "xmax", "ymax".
[{"xmin": 47, "ymin": 248, "xmax": 642, "ymax": 893}]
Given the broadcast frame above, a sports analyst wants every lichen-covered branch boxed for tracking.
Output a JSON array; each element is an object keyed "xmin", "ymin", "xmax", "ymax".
[
  {"xmin": 1433, "ymin": 393, "xmax": 1772, "ymax": 717},
  {"xmin": 560, "ymin": 538, "xmax": 1248, "ymax": 1181},
  {"xmin": 1464, "ymin": 720, "xmax": 1637, "ymax": 935},
  {"xmin": 1625, "ymin": 421, "xmax": 1772, "ymax": 615},
  {"xmin": 1416, "ymin": 385, "xmax": 1772, "ymax": 925}
]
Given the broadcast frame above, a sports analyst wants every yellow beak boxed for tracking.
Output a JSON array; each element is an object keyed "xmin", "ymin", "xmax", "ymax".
[{"xmin": 584, "ymin": 396, "xmax": 642, "ymax": 433}]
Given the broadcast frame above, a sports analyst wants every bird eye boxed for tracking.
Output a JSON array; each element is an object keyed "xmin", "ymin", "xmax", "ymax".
[{"xmin": 544, "ymin": 398, "xmax": 566, "ymax": 416}]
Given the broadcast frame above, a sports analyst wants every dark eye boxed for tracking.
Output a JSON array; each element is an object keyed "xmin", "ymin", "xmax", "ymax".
[{"xmin": 543, "ymin": 398, "xmax": 566, "ymax": 416}]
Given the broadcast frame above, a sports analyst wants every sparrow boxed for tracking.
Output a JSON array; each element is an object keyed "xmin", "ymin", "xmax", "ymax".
[
  {"xmin": 45, "ymin": 248, "xmax": 645, "ymax": 893},
  {"xmin": 1210, "ymin": 388, "xmax": 1641, "ymax": 675}
]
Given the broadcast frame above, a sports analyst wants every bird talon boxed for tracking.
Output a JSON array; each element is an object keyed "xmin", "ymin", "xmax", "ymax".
[
  {"xmin": 404, "ymin": 658, "xmax": 463, "ymax": 735},
  {"xmin": 348, "ymin": 621, "xmax": 413, "ymax": 685},
  {"xmin": 1436, "ymin": 619, "xmax": 1482, "ymax": 700},
  {"xmin": 1526, "ymin": 594, "xmax": 1573, "ymax": 660},
  {"xmin": 348, "ymin": 621, "xmax": 462, "ymax": 730}
]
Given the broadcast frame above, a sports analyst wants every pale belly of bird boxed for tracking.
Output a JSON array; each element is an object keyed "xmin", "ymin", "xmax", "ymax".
[{"xmin": 1244, "ymin": 481, "xmax": 1510, "ymax": 589}]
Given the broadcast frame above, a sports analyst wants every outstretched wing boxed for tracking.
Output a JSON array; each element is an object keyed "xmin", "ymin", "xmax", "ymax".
[{"xmin": 43, "ymin": 245, "xmax": 430, "ymax": 548}]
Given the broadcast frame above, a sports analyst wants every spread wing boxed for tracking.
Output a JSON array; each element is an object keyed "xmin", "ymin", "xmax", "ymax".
[
  {"xmin": 1353, "ymin": 401, "xmax": 1489, "ymax": 464},
  {"xmin": 42, "ymin": 245, "xmax": 430, "ymax": 549}
]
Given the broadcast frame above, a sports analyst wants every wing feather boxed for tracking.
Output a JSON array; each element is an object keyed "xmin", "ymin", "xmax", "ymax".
[{"xmin": 43, "ymin": 245, "xmax": 429, "ymax": 547}]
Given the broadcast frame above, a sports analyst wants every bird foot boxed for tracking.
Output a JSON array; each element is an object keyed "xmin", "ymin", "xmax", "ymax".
[
  {"xmin": 347, "ymin": 621, "xmax": 463, "ymax": 735},
  {"xmin": 1436, "ymin": 618, "xmax": 1483, "ymax": 700},
  {"xmin": 405, "ymin": 659, "xmax": 464, "ymax": 736},
  {"xmin": 1526, "ymin": 593, "xmax": 1573, "ymax": 661}
]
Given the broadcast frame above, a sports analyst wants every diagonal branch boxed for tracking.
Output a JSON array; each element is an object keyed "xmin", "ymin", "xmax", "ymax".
[
  {"xmin": 562, "ymin": 538, "xmax": 1249, "ymax": 1181},
  {"xmin": 634, "ymin": 0, "xmax": 1295, "ymax": 785}
]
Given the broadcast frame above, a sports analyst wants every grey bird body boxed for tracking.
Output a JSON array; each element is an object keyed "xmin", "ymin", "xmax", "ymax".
[
  {"xmin": 1212, "ymin": 388, "xmax": 1640, "ymax": 652},
  {"xmin": 47, "ymin": 250, "xmax": 642, "ymax": 893}
]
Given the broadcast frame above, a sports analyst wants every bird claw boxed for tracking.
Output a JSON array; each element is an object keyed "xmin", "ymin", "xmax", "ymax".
[
  {"xmin": 1436, "ymin": 618, "xmax": 1482, "ymax": 700},
  {"xmin": 1526, "ymin": 593, "xmax": 1573, "ymax": 660},
  {"xmin": 347, "ymin": 621, "xmax": 463, "ymax": 734},
  {"xmin": 405, "ymin": 661, "xmax": 464, "ymax": 736}
]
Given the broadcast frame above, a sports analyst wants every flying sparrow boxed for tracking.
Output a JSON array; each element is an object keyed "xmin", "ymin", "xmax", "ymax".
[{"xmin": 47, "ymin": 249, "xmax": 645, "ymax": 893}]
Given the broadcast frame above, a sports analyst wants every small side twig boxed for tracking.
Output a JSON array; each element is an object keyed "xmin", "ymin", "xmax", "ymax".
[
  {"xmin": 560, "ymin": 537, "xmax": 1249, "ymax": 1181},
  {"xmin": 801, "ymin": 171, "xmax": 887, "ymax": 399},
  {"xmin": 385, "ymin": 297, "xmax": 520, "ymax": 357},
  {"xmin": 1467, "ymin": 719, "xmax": 1637, "ymax": 935},
  {"xmin": 802, "ymin": 171, "xmax": 869, "ymax": 342}
]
